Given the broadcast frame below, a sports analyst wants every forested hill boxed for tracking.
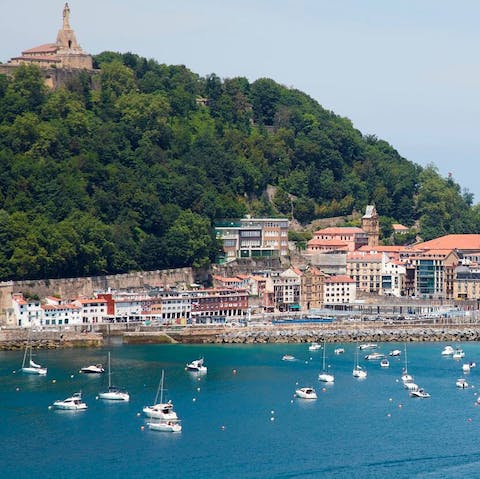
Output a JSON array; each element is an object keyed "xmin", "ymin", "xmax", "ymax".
[{"xmin": 0, "ymin": 51, "xmax": 478, "ymax": 281}]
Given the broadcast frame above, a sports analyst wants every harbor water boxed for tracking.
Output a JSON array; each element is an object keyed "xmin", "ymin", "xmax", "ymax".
[{"xmin": 2, "ymin": 341, "xmax": 480, "ymax": 478}]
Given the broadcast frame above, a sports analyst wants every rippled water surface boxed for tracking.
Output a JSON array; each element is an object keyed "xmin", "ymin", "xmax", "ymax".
[{"xmin": 2, "ymin": 341, "xmax": 480, "ymax": 478}]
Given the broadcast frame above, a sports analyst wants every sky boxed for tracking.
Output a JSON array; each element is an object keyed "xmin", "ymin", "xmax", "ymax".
[{"xmin": 1, "ymin": 0, "xmax": 479, "ymax": 200}]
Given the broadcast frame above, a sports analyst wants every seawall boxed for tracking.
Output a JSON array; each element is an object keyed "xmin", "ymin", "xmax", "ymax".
[{"xmin": 0, "ymin": 329, "xmax": 103, "ymax": 351}]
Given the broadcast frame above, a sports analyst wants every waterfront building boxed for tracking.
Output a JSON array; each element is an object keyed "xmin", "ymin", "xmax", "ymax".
[
  {"xmin": 214, "ymin": 217, "xmax": 289, "ymax": 263},
  {"xmin": 323, "ymin": 276, "xmax": 356, "ymax": 305},
  {"xmin": 11, "ymin": 294, "xmax": 42, "ymax": 328},
  {"xmin": 42, "ymin": 303, "xmax": 82, "ymax": 326},
  {"xmin": 190, "ymin": 288, "xmax": 249, "ymax": 320},
  {"xmin": 8, "ymin": 3, "xmax": 93, "ymax": 70},
  {"xmin": 271, "ymin": 268, "xmax": 302, "ymax": 311},
  {"xmin": 346, "ymin": 252, "xmax": 383, "ymax": 293},
  {"xmin": 409, "ymin": 250, "xmax": 458, "ymax": 299},
  {"xmin": 380, "ymin": 257, "xmax": 406, "ymax": 297},
  {"xmin": 453, "ymin": 265, "xmax": 480, "ymax": 300},
  {"xmin": 73, "ymin": 298, "xmax": 108, "ymax": 324},
  {"xmin": 299, "ymin": 265, "xmax": 325, "ymax": 310}
]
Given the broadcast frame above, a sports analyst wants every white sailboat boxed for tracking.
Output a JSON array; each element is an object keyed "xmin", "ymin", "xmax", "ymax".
[
  {"xmin": 401, "ymin": 343, "xmax": 413, "ymax": 383},
  {"xmin": 353, "ymin": 345, "xmax": 367, "ymax": 378},
  {"xmin": 21, "ymin": 332, "xmax": 47, "ymax": 375},
  {"xmin": 98, "ymin": 352, "xmax": 129, "ymax": 401},
  {"xmin": 318, "ymin": 341, "xmax": 335, "ymax": 383},
  {"xmin": 143, "ymin": 370, "xmax": 179, "ymax": 420}
]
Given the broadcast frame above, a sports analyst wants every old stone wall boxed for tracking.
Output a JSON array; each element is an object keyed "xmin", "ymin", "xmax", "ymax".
[
  {"xmin": 0, "ymin": 268, "xmax": 194, "ymax": 325},
  {"xmin": 0, "ymin": 64, "xmax": 99, "ymax": 90}
]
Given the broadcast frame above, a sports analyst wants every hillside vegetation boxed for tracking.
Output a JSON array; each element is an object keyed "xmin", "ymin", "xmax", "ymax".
[{"xmin": 0, "ymin": 52, "xmax": 478, "ymax": 281}]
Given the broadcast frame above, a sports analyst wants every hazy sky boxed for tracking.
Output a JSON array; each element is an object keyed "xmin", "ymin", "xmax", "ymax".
[{"xmin": 2, "ymin": 1, "xmax": 479, "ymax": 200}]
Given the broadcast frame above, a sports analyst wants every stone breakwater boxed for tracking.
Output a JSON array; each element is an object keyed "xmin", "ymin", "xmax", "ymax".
[
  {"xmin": 170, "ymin": 325, "xmax": 480, "ymax": 344},
  {"xmin": 0, "ymin": 329, "xmax": 103, "ymax": 350}
]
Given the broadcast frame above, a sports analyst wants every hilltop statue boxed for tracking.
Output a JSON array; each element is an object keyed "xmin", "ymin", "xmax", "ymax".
[{"xmin": 63, "ymin": 3, "xmax": 71, "ymax": 29}]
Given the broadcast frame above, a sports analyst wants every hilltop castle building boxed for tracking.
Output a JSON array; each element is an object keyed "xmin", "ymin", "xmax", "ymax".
[{"xmin": 8, "ymin": 3, "xmax": 92, "ymax": 70}]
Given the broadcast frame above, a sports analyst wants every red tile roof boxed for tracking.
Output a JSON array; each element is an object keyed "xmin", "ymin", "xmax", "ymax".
[
  {"xmin": 326, "ymin": 275, "xmax": 355, "ymax": 283},
  {"xmin": 22, "ymin": 43, "xmax": 58, "ymax": 54},
  {"xmin": 314, "ymin": 227, "xmax": 365, "ymax": 235},
  {"xmin": 417, "ymin": 235, "xmax": 480, "ymax": 251},
  {"xmin": 347, "ymin": 252, "xmax": 383, "ymax": 261}
]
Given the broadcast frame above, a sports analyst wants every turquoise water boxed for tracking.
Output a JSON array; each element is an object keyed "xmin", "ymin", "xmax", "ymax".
[{"xmin": 2, "ymin": 341, "xmax": 480, "ymax": 478}]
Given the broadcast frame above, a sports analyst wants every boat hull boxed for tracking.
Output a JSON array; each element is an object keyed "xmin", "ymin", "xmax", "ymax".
[
  {"xmin": 143, "ymin": 405, "xmax": 178, "ymax": 420},
  {"xmin": 98, "ymin": 392, "xmax": 130, "ymax": 401},
  {"xmin": 147, "ymin": 422, "xmax": 182, "ymax": 433},
  {"xmin": 22, "ymin": 367, "xmax": 47, "ymax": 375}
]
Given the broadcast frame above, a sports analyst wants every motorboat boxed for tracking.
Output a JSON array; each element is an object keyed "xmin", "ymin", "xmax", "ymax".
[
  {"xmin": 318, "ymin": 341, "xmax": 335, "ymax": 383},
  {"xmin": 380, "ymin": 359, "xmax": 390, "ymax": 368},
  {"xmin": 359, "ymin": 343, "xmax": 377, "ymax": 350},
  {"xmin": 308, "ymin": 343, "xmax": 322, "ymax": 351},
  {"xmin": 21, "ymin": 331, "xmax": 47, "ymax": 376},
  {"xmin": 453, "ymin": 349, "xmax": 465, "ymax": 360},
  {"xmin": 80, "ymin": 364, "xmax": 104, "ymax": 374},
  {"xmin": 462, "ymin": 363, "xmax": 471, "ymax": 373},
  {"xmin": 295, "ymin": 387, "xmax": 318, "ymax": 399},
  {"xmin": 52, "ymin": 392, "xmax": 87, "ymax": 410},
  {"xmin": 441, "ymin": 345, "xmax": 454, "ymax": 356},
  {"xmin": 389, "ymin": 349, "xmax": 401, "ymax": 357},
  {"xmin": 334, "ymin": 348, "xmax": 345, "ymax": 355},
  {"xmin": 282, "ymin": 355, "xmax": 295, "ymax": 361},
  {"xmin": 470, "ymin": 362, "xmax": 476, "ymax": 369},
  {"xmin": 143, "ymin": 370, "xmax": 178, "ymax": 421},
  {"xmin": 147, "ymin": 421, "xmax": 182, "ymax": 433},
  {"xmin": 186, "ymin": 357, "xmax": 207, "ymax": 373},
  {"xmin": 456, "ymin": 378, "xmax": 468, "ymax": 389},
  {"xmin": 410, "ymin": 388, "xmax": 431, "ymax": 398},
  {"xmin": 364, "ymin": 352, "xmax": 385, "ymax": 360},
  {"xmin": 404, "ymin": 382, "xmax": 419, "ymax": 391},
  {"xmin": 98, "ymin": 352, "xmax": 130, "ymax": 401}
]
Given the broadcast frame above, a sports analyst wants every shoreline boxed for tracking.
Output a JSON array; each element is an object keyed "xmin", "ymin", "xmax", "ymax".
[{"xmin": 2, "ymin": 323, "xmax": 480, "ymax": 350}]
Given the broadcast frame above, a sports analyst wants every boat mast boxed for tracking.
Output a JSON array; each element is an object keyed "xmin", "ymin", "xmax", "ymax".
[
  {"xmin": 153, "ymin": 369, "xmax": 164, "ymax": 405},
  {"xmin": 107, "ymin": 352, "xmax": 111, "ymax": 388},
  {"xmin": 404, "ymin": 343, "xmax": 408, "ymax": 374},
  {"xmin": 322, "ymin": 341, "xmax": 326, "ymax": 371}
]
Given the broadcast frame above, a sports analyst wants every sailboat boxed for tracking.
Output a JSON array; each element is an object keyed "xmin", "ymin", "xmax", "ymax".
[
  {"xmin": 401, "ymin": 343, "xmax": 414, "ymax": 383},
  {"xmin": 352, "ymin": 345, "xmax": 367, "ymax": 378},
  {"xmin": 143, "ymin": 370, "xmax": 179, "ymax": 420},
  {"xmin": 318, "ymin": 341, "xmax": 335, "ymax": 382},
  {"xmin": 21, "ymin": 331, "xmax": 47, "ymax": 375},
  {"xmin": 98, "ymin": 352, "xmax": 129, "ymax": 401}
]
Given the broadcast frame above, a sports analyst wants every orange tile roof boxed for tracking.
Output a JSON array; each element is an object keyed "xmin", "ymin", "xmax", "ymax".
[
  {"xmin": 22, "ymin": 43, "xmax": 58, "ymax": 54},
  {"xmin": 314, "ymin": 227, "xmax": 365, "ymax": 235},
  {"xmin": 77, "ymin": 298, "xmax": 107, "ymax": 304},
  {"xmin": 326, "ymin": 275, "xmax": 355, "ymax": 283},
  {"xmin": 358, "ymin": 245, "xmax": 410, "ymax": 253},
  {"xmin": 392, "ymin": 223, "xmax": 409, "ymax": 231},
  {"xmin": 417, "ymin": 235, "xmax": 480, "ymax": 251}
]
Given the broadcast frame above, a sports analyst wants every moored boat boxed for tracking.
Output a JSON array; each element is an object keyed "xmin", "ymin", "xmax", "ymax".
[
  {"xmin": 98, "ymin": 352, "xmax": 129, "ymax": 401},
  {"xmin": 441, "ymin": 345, "xmax": 454, "ymax": 356},
  {"xmin": 52, "ymin": 392, "xmax": 87, "ymax": 410},
  {"xmin": 21, "ymin": 331, "xmax": 47, "ymax": 376},
  {"xmin": 456, "ymin": 378, "xmax": 468, "ymax": 389},
  {"xmin": 143, "ymin": 370, "xmax": 178, "ymax": 421},
  {"xmin": 380, "ymin": 359, "xmax": 390, "ymax": 368},
  {"xmin": 282, "ymin": 355, "xmax": 295, "ymax": 361},
  {"xmin": 80, "ymin": 364, "xmax": 105, "ymax": 374},
  {"xmin": 359, "ymin": 343, "xmax": 377, "ymax": 350},
  {"xmin": 295, "ymin": 387, "xmax": 317, "ymax": 399},
  {"xmin": 334, "ymin": 348, "xmax": 345, "ymax": 355},
  {"xmin": 364, "ymin": 352, "xmax": 386, "ymax": 361},
  {"xmin": 308, "ymin": 343, "xmax": 322, "ymax": 351},
  {"xmin": 389, "ymin": 349, "xmax": 401, "ymax": 357},
  {"xmin": 410, "ymin": 388, "xmax": 430, "ymax": 398},
  {"xmin": 147, "ymin": 420, "xmax": 182, "ymax": 433},
  {"xmin": 186, "ymin": 357, "xmax": 207, "ymax": 373},
  {"xmin": 318, "ymin": 341, "xmax": 334, "ymax": 383}
]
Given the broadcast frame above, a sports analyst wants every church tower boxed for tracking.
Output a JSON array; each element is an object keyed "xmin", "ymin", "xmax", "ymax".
[
  {"xmin": 56, "ymin": 3, "xmax": 81, "ymax": 51},
  {"xmin": 362, "ymin": 205, "xmax": 379, "ymax": 247},
  {"xmin": 8, "ymin": 3, "xmax": 93, "ymax": 70}
]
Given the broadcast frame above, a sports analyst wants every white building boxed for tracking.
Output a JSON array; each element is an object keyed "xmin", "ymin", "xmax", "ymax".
[
  {"xmin": 74, "ymin": 298, "xmax": 108, "ymax": 324},
  {"xmin": 324, "ymin": 275, "xmax": 356, "ymax": 305},
  {"xmin": 42, "ymin": 304, "xmax": 82, "ymax": 326},
  {"xmin": 12, "ymin": 294, "xmax": 42, "ymax": 328}
]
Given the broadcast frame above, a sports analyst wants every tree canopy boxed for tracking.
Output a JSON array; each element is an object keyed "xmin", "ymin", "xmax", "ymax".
[{"xmin": 0, "ymin": 54, "xmax": 477, "ymax": 280}]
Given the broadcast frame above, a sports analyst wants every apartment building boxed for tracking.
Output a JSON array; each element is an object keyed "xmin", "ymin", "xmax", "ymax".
[{"xmin": 324, "ymin": 276, "xmax": 356, "ymax": 305}]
